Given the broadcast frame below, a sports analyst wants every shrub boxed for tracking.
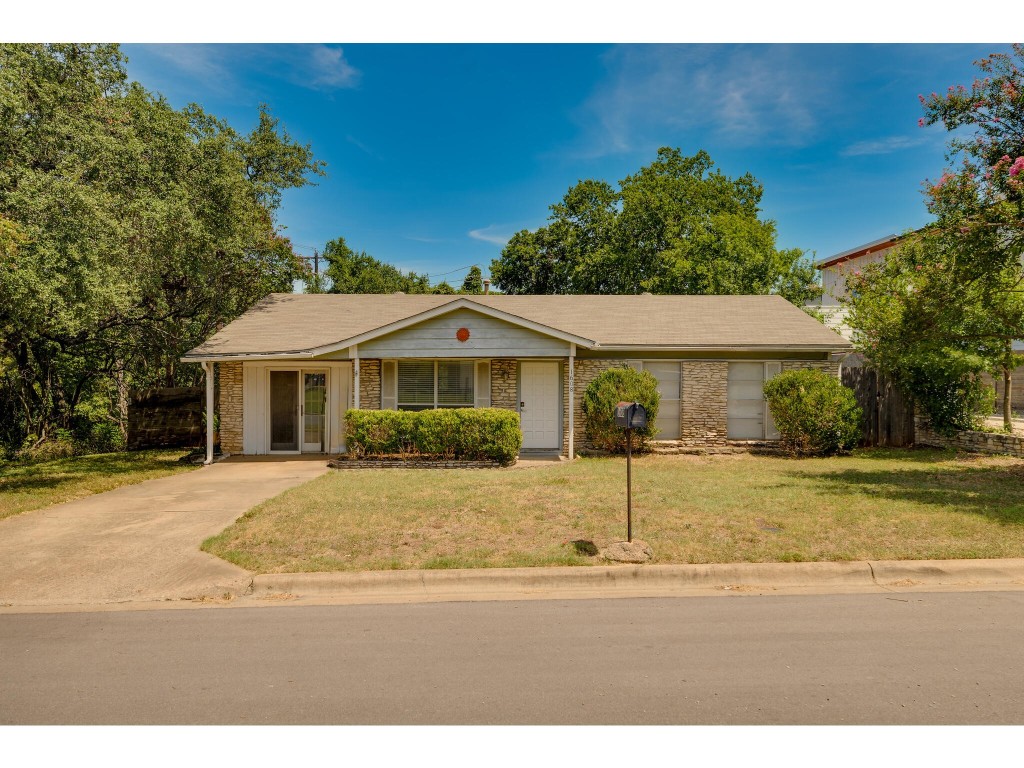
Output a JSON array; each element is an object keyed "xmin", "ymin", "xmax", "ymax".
[
  {"xmin": 345, "ymin": 409, "xmax": 416, "ymax": 456},
  {"xmin": 85, "ymin": 422, "xmax": 126, "ymax": 453},
  {"xmin": 762, "ymin": 369, "xmax": 862, "ymax": 455},
  {"xmin": 581, "ymin": 367, "xmax": 660, "ymax": 452},
  {"xmin": 898, "ymin": 354, "xmax": 992, "ymax": 437},
  {"xmin": 344, "ymin": 408, "xmax": 522, "ymax": 465}
]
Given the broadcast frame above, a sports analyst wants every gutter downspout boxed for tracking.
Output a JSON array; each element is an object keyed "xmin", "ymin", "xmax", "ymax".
[
  {"xmin": 352, "ymin": 345, "xmax": 360, "ymax": 410},
  {"xmin": 204, "ymin": 361, "xmax": 215, "ymax": 465},
  {"xmin": 568, "ymin": 343, "xmax": 575, "ymax": 460}
]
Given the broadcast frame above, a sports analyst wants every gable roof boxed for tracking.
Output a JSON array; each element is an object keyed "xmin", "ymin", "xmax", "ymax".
[{"xmin": 183, "ymin": 293, "xmax": 851, "ymax": 359}]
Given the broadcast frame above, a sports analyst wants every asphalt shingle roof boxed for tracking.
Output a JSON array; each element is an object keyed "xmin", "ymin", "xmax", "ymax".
[{"xmin": 184, "ymin": 293, "xmax": 852, "ymax": 358}]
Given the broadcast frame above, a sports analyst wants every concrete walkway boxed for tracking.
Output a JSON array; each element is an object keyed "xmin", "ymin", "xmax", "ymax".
[{"xmin": 0, "ymin": 457, "xmax": 328, "ymax": 607}]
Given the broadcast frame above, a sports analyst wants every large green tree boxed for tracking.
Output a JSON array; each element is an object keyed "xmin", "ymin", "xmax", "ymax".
[
  {"xmin": 490, "ymin": 148, "xmax": 819, "ymax": 304},
  {"xmin": 0, "ymin": 44, "xmax": 323, "ymax": 450},
  {"xmin": 322, "ymin": 237, "xmax": 432, "ymax": 294}
]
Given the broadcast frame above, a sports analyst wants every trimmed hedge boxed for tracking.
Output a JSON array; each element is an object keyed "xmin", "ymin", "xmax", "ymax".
[
  {"xmin": 762, "ymin": 369, "xmax": 862, "ymax": 455},
  {"xmin": 344, "ymin": 408, "xmax": 522, "ymax": 465},
  {"xmin": 581, "ymin": 366, "xmax": 660, "ymax": 452}
]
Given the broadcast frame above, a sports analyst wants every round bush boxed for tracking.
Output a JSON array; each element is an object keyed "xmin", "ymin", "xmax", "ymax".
[
  {"xmin": 762, "ymin": 369, "xmax": 862, "ymax": 455},
  {"xmin": 581, "ymin": 367, "xmax": 660, "ymax": 452}
]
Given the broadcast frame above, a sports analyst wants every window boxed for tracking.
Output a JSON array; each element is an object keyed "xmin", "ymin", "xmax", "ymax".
[
  {"xmin": 396, "ymin": 360, "xmax": 476, "ymax": 410},
  {"xmin": 727, "ymin": 362, "xmax": 782, "ymax": 440},
  {"xmin": 627, "ymin": 361, "xmax": 681, "ymax": 440}
]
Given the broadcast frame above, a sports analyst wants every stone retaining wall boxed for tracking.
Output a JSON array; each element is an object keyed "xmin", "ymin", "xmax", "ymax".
[
  {"xmin": 218, "ymin": 362, "xmax": 243, "ymax": 454},
  {"xmin": 914, "ymin": 416, "xmax": 1024, "ymax": 458},
  {"xmin": 328, "ymin": 458, "xmax": 505, "ymax": 470}
]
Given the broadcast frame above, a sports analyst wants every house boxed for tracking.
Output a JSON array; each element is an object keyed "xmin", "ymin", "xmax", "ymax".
[
  {"xmin": 182, "ymin": 293, "xmax": 852, "ymax": 462},
  {"xmin": 814, "ymin": 232, "xmax": 907, "ymax": 343}
]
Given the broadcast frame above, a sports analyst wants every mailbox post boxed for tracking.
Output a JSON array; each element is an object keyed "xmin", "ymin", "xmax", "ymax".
[{"xmin": 614, "ymin": 401, "xmax": 648, "ymax": 543}]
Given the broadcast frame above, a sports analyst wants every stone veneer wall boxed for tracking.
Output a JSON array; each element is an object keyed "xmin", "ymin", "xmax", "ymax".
[
  {"xmin": 490, "ymin": 359, "xmax": 518, "ymax": 410},
  {"xmin": 915, "ymin": 416, "xmax": 1024, "ymax": 458},
  {"xmin": 782, "ymin": 360, "xmax": 841, "ymax": 377},
  {"xmin": 218, "ymin": 361, "xmax": 243, "ymax": 454},
  {"xmin": 564, "ymin": 359, "xmax": 623, "ymax": 455},
  {"xmin": 680, "ymin": 361, "xmax": 729, "ymax": 446},
  {"xmin": 358, "ymin": 359, "xmax": 381, "ymax": 410}
]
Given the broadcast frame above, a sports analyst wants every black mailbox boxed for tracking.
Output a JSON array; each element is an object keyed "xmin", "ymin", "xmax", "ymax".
[{"xmin": 615, "ymin": 401, "xmax": 648, "ymax": 430}]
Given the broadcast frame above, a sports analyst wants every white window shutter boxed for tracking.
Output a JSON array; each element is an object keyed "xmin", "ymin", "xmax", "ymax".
[
  {"xmin": 475, "ymin": 360, "xmax": 491, "ymax": 408},
  {"xmin": 381, "ymin": 360, "xmax": 398, "ymax": 410},
  {"xmin": 764, "ymin": 362, "xmax": 782, "ymax": 440}
]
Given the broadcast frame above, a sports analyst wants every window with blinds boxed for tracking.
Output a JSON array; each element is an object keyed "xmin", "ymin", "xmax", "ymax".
[
  {"xmin": 397, "ymin": 360, "xmax": 435, "ymax": 411},
  {"xmin": 437, "ymin": 361, "xmax": 475, "ymax": 407},
  {"xmin": 393, "ymin": 360, "xmax": 479, "ymax": 410}
]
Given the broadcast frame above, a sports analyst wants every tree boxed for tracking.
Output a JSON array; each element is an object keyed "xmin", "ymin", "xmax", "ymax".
[
  {"xmin": 916, "ymin": 46, "xmax": 1024, "ymax": 429},
  {"xmin": 322, "ymin": 237, "xmax": 433, "ymax": 294},
  {"xmin": 490, "ymin": 148, "xmax": 820, "ymax": 305},
  {"xmin": 847, "ymin": 46, "xmax": 1024, "ymax": 432},
  {"xmin": 460, "ymin": 266, "xmax": 484, "ymax": 294},
  {"xmin": 431, "ymin": 281, "xmax": 456, "ymax": 295},
  {"xmin": 0, "ymin": 44, "xmax": 323, "ymax": 451}
]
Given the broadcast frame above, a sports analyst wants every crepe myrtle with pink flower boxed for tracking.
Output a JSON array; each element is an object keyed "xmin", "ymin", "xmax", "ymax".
[{"xmin": 845, "ymin": 46, "xmax": 1024, "ymax": 433}]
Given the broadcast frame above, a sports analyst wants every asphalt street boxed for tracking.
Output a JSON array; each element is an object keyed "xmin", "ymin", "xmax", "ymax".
[{"xmin": 2, "ymin": 591, "xmax": 1022, "ymax": 724}]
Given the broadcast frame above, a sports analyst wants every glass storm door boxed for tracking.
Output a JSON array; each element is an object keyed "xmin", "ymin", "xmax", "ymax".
[
  {"xmin": 302, "ymin": 372, "xmax": 327, "ymax": 453},
  {"xmin": 269, "ymin": 371, "xmax": 299, "ymax": 451}
]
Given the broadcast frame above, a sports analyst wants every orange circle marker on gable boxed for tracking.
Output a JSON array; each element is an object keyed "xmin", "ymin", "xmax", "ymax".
[{"xmin": 456, "ymin": 327, "xmax": 470, "ymax": 342}]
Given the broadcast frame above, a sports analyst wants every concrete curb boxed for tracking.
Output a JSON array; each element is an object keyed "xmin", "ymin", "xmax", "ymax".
[{"xmin": 250, "ymin": 558, "xmax": 1024, "ymax": 603}]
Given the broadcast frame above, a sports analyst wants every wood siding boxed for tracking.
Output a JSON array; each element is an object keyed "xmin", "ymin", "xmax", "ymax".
[{"xmin": 357, "ymin": 308, "xmax": 568, "ymax": 358}]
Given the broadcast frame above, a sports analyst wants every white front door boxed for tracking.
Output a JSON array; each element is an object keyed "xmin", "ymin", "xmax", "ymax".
[{"xmin": 520, "ymin": 362, "xmax": 560, "ymax": 449}]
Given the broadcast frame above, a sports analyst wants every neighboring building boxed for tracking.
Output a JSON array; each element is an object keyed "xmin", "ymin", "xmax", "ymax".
[
  {"xmin": 183, "ymin": 293, "xmax": 851, "ymax": 459},
  {"xmin": 815, "ymin": 233, "xmax": 906, "ymax": 342},
  {"xmin": 816, "ymin": 232, "xmax": 1024, "ymax": 404}
]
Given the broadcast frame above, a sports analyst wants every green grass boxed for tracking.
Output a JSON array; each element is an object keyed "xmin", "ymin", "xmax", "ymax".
[
  {"xmin": 202, "ymin": 448, "xmax": 1024, "ymax": 573},
  {"xmin": 0, "ymin": 449, "xmax": 197, "ymax": 520}
]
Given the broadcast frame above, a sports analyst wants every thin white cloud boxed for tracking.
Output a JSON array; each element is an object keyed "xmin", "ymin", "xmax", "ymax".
[
  {"xmin": 404, "ymin": 235, "xmax": 446, "ymax": 243},
  {"xmin": 300, "ymin": 45, "xmax": 362, "ymax": 90},
  {"xmin": 468, "ymin": 226, "xmax": 513, "ymax": 245},
  {"xmin": 574, "ymin": 44, "xmax": 833, "ymax": 157},
  {"xmin": 345, "ymin": 134, "xmax": 377, "ymax": 156},
  {"xmin": 126, "ymin": 43, "xmax": 361, "ymax": 97},
  {"xmin": 841, "ymin": 135, "xmax": 925, "ymax": 156}
]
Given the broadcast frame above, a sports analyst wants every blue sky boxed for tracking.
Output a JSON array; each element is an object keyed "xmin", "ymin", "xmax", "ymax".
[{"xmin": 121, "ymin": 43, "xmax": 1005, "ymax": 287}]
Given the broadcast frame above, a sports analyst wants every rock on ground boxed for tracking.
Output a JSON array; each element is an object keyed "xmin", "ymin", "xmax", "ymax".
[{"xmin": 601, "ymin": 540, "xmax": 653, "ymax": 564}]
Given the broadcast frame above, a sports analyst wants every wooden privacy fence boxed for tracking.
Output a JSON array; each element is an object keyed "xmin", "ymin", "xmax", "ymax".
[
  {"xmin": 127, "ymin": 387, "xmax": 204, "ymax": 449},
  {"xmin": 841, "ymin": 367, "xmax": 915, "ymax": 447}
]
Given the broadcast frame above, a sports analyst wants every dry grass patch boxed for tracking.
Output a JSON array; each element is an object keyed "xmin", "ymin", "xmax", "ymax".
[
  {"xmin": 0, "ymin": 449, "xmax": 196, "ymax": 520},
  {"xmin": 202, "ymin": 448, "xmax": 1024, "ymax": 572}
]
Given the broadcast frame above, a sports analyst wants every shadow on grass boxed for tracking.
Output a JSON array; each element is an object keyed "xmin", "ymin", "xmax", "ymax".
[
  {"xmin": 789, "ymin": 462, "xmax": 1024, "ymax": 525},
  {"xmin": 0, "ymin": 450, "xmax": 186, "ymax": 495}
]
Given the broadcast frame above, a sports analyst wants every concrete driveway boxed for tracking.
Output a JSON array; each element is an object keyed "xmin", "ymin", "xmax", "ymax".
[{"xmin": 0, "ymin": 457, "xmax": 329, "ymax": 608}]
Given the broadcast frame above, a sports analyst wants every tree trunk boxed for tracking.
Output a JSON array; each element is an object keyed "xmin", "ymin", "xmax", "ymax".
[
  {"xmin": 1004, "ymin": 364, "xmax": 1013, "ymax": 432},
  {"xmin": 114, "ymin": 363, "xmax": 130, "ymax": 441}
]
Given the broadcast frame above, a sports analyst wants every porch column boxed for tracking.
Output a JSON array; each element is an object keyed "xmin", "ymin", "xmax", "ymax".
[
  {"xmin": 352, "ymin": 344, "xmax": 360, "ymax": 409},
  {"xmin": 568, "ymin": 343, "xmax": 575, "ymax": 459},
  {"xmin": 203, "ymin": 361, "xmax": 214, "ymax": 465}
]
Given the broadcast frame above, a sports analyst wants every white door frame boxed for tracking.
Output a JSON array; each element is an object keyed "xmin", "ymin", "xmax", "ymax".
[
  {"xmin": 266, "ymin": 367, "xmax": 331, "ymax": 454},
  {"xmin": 519, "ymin": 361, "xmax": 561, "ymax": 450}
]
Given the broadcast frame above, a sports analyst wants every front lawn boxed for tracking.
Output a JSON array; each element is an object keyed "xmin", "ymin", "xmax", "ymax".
[
  {"xmin": 202, "ymin": 448, "xmax": 1024, "ymax": 572},
  {"xmin": 0, "ymin": 449, "xmax": 197, "ymax": 520}
]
